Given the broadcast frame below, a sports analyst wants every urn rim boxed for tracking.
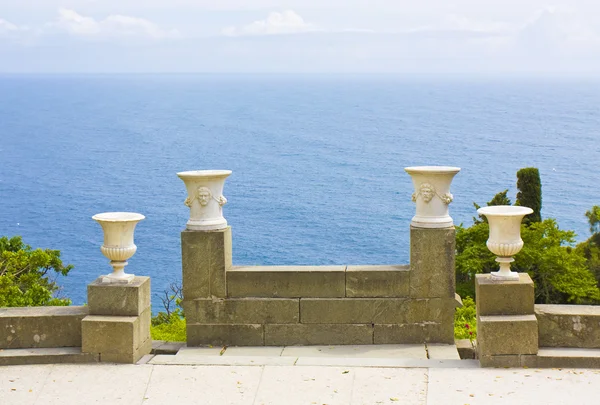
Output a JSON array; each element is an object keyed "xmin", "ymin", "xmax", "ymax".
[
  {"xmin": 92, "ymin": 212, "xmax": 146, "ymax": 222},
  {"xmin": 177, "ymin": 170, "xmax": 232, "ymax": 179},
  {"xmin": 404, "ymin": 166, "xmax": 461, "ymax": 174},
  {"xmin": 477, "ymin": 205, "xmax": 534, "ymax": 217}
]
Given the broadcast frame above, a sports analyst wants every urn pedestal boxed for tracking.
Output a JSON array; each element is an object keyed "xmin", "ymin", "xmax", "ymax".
[
  {"xmin": 177, "ymin": 170, "xmax": 232, "ymax": 231},
  {"xmin": 477, "ymin": 205, "xmax": 533, "ymax": 281},
  {"xmin": 92, "ymin": 212, "xmax": 145, "ymax": 283},
  {"xmin": 405, "ymin": 166, "xmax": 461, "ymax": 228}
]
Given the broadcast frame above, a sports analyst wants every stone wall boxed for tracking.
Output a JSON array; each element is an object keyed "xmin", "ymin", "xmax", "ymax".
[
  {"xmin": 183, "ymin": 226, "xmax": 457, "ymax": 346},
  {"xmin": 536, "ymin": 304, "xmax": 600, "ymax": 348},
  {"xmin": 0, "ymin": 306, "xmax": 87, "ymax": 349}
]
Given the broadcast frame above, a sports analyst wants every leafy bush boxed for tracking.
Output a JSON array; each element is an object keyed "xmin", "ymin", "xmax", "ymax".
[
  {"xmin": 151, "ymin": 282, "xmax": 186, "ymax": 342},
  {"xmin": 0, "ymin": 236, "xmax": 72, "ymax": 307},
  {"xmin": 454, "ymin": 296, "xmax": 476, "ymax": 341}
]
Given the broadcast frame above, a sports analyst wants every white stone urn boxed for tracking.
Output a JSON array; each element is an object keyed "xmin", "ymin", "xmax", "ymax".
[
  {"xmin": 177, "ymin": 170, "xmax": 232, "ymax": 231},
  {"xmin": 477, "ymin": 205, "xmax": 533, "ymax": 281},
  {"xmin": 92, "ymin": 212, "xmax": 145, "ymax": 283},
  {"xmin": 405, "ymin": 166, "xmax": 461, "ymax": 228}
]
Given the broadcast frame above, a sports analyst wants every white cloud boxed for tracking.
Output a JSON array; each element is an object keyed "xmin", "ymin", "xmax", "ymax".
[
  {"xmin": 519, "ymin": 6, "xmax": 599, "ymax": 43},
  {"xmin": 51, "ymin": 8, "xmax": 180, "ymax": 39},
  {"xmin": 0, "ymin": 18, "xmax": 29, "ymax": 36},
  {"xmin": 222, "ymin": 10, "xmax": 315, "ymax": 37}
]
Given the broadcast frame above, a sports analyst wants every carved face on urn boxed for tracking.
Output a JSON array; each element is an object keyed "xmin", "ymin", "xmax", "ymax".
[
  {"xmin": 197, "ymin": 187, "xmax": 212, "ymax": 206},
  {"xmin": 419, "ymin": 183, "xmax": 435, "ymax": 203}
]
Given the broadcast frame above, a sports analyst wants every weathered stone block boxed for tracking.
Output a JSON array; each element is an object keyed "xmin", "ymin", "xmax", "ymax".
[
  {"xmin": 374, "ymin": 323, "xmax": 454, "ymax": 344},
  {"xmin": 479, "ymin": 354, "xmax": 536, "ymax": 368},
  {"xmin": 0, "ymin": 306, "xmax": 88, "ymax": 349},
  {"xmin": 182, "ymin": 227, "xmax": 231, "ymax": 300},
  {"xmin": 345, "ymin": 265, "xmax": 410, "ymax": 297},
  {"xmin": 0, "ymin": 348, "xmax": 99, "ymax": 366},
  {"xmin": 265, "ymin": 324, "xmax": 373, "ymax": 345},
  {"xmin": 536, "ymin": 304, "xmax": 600, "ymax": 348},
  {"xmin": 186, "ymin": 324, "xmax": 264, "ymax": 346},
  {"xmin": 300, "ymin": 298, "xmax": 454, "ymax": 324},
  {"xmin": 409, "ymin": 226, "xmax": 455, "ymax": 298},
  {"xmin": 87, "ymin": 276, "xmax": 150, "ymax": 316},
  {"xmin": 101, "ymin": 338, "xmax": 152, "ymax": 364},
  {"xmin": 227, "ymin": 266, "xmax": 346, "ymax": 298},
  {"xmin": 534, "ymin": 348, "xmax": 600, "ymax": 368},
  {"xmin": 475, "ymin": 273, "xmax": 534, "ymax": 316},
  {"xmin": 81, "ymin": 308, "xmax": 151, "ymax": 364},
  {"xmin": 478, "ymin": 315, "xmax": 538, "ymax": 356},
  {"xmin": 184, "ymin": 298, "xmax": 299, "ymax": 324},
  {"xmin": 455, "ymin": 339, "xmax": 476, "ymax": 359}
]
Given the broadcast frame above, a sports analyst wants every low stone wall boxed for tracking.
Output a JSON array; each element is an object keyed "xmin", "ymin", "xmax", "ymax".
[
  {"xmin": 536, "ymin": 304, "xmax": 600, "ymax": 348},
  {"xmin": 183, "ymin": 226, "xmax": 458, "ymax": 346},
  {"xmin": 0, "ymin": 306, "xmax": 88, "ymax": 349}
]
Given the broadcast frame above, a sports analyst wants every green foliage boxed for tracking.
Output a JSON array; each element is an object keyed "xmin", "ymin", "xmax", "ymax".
[
  {"xmin": 472, "ymin": 190, "xmax": 512, "ymax": 224},
  {"xmin": 454, "ymin": 296, "xmax": 476, "ymax": 341},
  {"xmin": 151, "ymin": 316, "xmax": 186, "ymax": 342},
  {"xmin": 0, "ymin": 236, "xmax": 72, "ymax": 307},
  {"xmin": 516, "ymin": 167, "xmax": 542, "ymax": 224},
  {"xmin": 456, "ymin": 219, "xmax": 600, "ymax": 304},
  {"xmin": 576, "ymin": 205, "xmax": 600, "ymax": 286},
  {"xmin": 518, "ymin": 220, "xmax": 600, "ymax": 304},
  {"xmin": 455, "ymin": 221, "xmax": 497, "ymax": 298},
  {"xmin": 151, "ymin": 282, "xmax": 186, "ymax": 341},
  {"xmin": 585, "ymin": 206, "xmax": 600, "ymax": 236}
]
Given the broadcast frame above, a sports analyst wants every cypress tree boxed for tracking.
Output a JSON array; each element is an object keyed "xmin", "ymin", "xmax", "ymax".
[{"xmin": 516, "ymin": 167, "xmax": 542, "ymax": 224}]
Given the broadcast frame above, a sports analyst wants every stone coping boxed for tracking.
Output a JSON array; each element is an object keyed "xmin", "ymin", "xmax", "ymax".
[
  {"xmin": 0, "ymin": 306, "xmax": 88, "ymax": 316},
  {"xmin": 536, "ymin": 304, "xmax": 600, "ymax": 316},
  {"xmin": 229, "ymin": 265, "xmax": 409, "ymax": 272}
]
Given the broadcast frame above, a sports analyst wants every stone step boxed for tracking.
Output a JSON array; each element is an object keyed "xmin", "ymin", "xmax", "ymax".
[
  {"xmin": 0, "ymin": 347, "xmax": 98, "ymax": 366},
  {"xmin": 535, "ymin": 347, "xmax": 600, "ymax": 368},
  {"xmin": 149, "ymin": 344, "xmax": 475, "ymax": 368}
]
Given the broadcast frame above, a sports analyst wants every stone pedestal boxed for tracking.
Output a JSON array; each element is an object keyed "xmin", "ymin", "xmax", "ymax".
[
  {"xmin": 409, "ymin": 226, "xmax": 456, "ymax": 344},
  {"xmin": 476, "ymin": 273, "xmax": 538, "ymax": 367},
  {"xmin": 182, "ymin": 227, "xmax": 232, "ymax": 301},
  {"xmin": 82, "ymin": 276, "xmax": 151, "ymax": 363},
  {"xmin": 182, "ymin": 227, "xmax": 232, "ymax": 346}
]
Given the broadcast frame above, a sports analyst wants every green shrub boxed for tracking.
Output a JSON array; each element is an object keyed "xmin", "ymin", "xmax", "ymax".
[
  {"xmin": 0, "ymin": 236, "xmax": 72, "ymax": 307},
  {"xmin": 454, "ymin": 296, "xmax": 476, "ymax": 341}
]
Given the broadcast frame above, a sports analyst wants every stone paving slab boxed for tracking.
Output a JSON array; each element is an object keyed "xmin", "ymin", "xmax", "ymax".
[
  {"xmin": 175, "ymin": 346, "xmax": 224, "ymax": 356},
  {"xmin": 3, "ymin": 363, "xmax": 600, "ymax": 405},
  {"xmin": 427, "ymin": 367, "xmax": 600, "ymax": 405},
  {"xmin": 223, "ymin": 346, "xmax": 285, "ymax": 357},
  {"xmin": 427, "ymin": 344, "xmax": 461, "ymax": 360},
  {"xmin": 151, "ymin": 354, "xmax": 297, "ymax": 366},
  {"xmin": 143, "ymin": 364, "xmax": 262, "ymax": 405},
  {"xmin": 252, "ymin": 366, "xmax": 356, "ymax": 405},
  {"xmin": 294, "ymin": 357, "xmax": 478, "ymax": 368},
  {"xmin": 281, "ymin": 344, "xmax": 428, "ymax": 359},
  {"xmin": 0, "ymin": 364, "xmax": 52, "ymax": 405},
  {"xmin": 34, "ymin": 364, "xmax": 152, "ymax": 405}
]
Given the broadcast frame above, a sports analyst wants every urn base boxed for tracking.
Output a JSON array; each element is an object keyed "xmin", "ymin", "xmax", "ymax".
[
  {"xmin": 186, "ymin": 218, "xmax": 228, "ymax": 231},
  {"xmin": 101, "ymin": 273, "xmax": 135, "ymax": 284},
  {"xmin": 490, "ymin": 270, "xmax": 520, "ymax": 281},
  {"xmin": 490, "ymin": 257, "xmax": 520, "ymax": 281},
  {"xmin": 410, "ymin": 215, "xmax": 454, "ymax": 229}
]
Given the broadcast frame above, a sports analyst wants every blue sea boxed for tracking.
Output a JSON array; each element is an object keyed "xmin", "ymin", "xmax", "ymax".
[{"xmin": 1, "ymin": 74, "xmax": 599, "ymax": 308}]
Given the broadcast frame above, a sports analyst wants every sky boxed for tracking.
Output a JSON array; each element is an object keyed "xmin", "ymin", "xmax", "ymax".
[{"xmin": 1, "ymin": 0, "xmax": 599, "ymax": 74}]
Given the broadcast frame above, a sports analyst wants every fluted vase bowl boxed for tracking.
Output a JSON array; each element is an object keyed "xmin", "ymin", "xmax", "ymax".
[
  {"xmin": 405, "ymin": 166, "xmax": 461, "ymax": 228},
  {"xmin": 177, "ymin": 170, "xmax": 232, "ymax": 231},
  {"xmin": 477, "ymin": 205, "xmax": 533, "ymax": 281},
  {"xmin": 92, "ymin": 212, "xmax": 145, "ymax": 283}
]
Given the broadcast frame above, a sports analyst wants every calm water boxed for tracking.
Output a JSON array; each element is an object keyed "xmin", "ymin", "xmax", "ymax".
[{"xmin": 1, "ymin": 74, "xmax": 599, "ymax": 307}]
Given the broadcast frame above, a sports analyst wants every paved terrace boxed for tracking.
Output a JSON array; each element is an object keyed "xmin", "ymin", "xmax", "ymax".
[{"xmin": 3, "ymin": 344, "xmax": 600, "ymax": 405}]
